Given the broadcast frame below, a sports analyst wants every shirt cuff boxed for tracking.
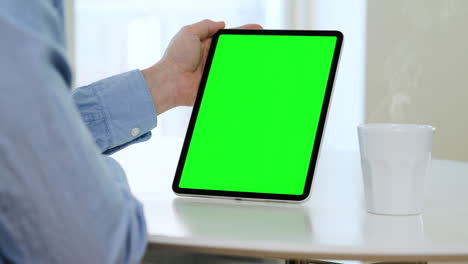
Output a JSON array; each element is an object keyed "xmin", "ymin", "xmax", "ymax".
[
  {"xmin": 73, "ymin": 70, "xmax": 157, "ymax": 153},
  {"xmin": 96, "ymin": 69, "xmax": 157, "ymax": 150}
]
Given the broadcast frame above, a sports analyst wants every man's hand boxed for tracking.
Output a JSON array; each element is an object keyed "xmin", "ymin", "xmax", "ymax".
[{"xmin": 142, "ymin": 19, "xmax": 262, "ymax": 114}]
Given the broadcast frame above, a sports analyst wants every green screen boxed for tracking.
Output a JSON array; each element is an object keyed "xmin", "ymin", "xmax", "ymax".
[{"xmin": 179, "ymin": 34, "xmax": 337, "ymax": 195}]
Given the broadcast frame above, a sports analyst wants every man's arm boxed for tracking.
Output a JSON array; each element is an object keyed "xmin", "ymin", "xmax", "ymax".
[
  {"xmin": 70, "ymin": 19, "xmax": 230, "ymax": 154},
  {"xmin": 71, "ymin": 20, "xmax": 262, "ymax": 155},
  {"xmin": 0, "ymin": 1, "xmax": 146, "ymax": 263}
]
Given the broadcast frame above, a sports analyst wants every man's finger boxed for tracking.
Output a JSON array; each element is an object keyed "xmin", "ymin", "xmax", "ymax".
[
  {"xmin": 231, "ymin": 24, "xmax": 263, "ymax": 30},
  {"xmin": 184, "ymin": 19, "xmax": 225, "ymax": 40}
]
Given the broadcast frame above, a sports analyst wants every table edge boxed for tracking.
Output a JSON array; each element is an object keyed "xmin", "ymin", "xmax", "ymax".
[{"xmin": 148, "ymin": 235, "xmax": 468, "ymax": 262}]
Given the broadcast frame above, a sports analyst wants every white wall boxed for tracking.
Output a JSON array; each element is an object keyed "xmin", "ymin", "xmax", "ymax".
[
  {"xmin": 279, "ymin": 0, "xmax": 367, "ymax": 152},
  {"xmin": 312, "ymin": 0, "xmax": 367, "ymax": 152},
  {"xmin": 366, "ymin": 0, "xmax": 468, "ymax": 161}
]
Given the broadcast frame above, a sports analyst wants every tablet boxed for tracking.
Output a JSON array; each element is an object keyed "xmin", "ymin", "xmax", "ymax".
[{"xmin": 172, "ymin": 29, "xmax": 343, "ymax": 202}]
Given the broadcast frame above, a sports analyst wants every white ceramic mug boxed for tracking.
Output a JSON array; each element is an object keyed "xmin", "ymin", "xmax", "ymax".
[{"xmin": 357, "ymin": 124, "xmax": 435, "ymax": 215}]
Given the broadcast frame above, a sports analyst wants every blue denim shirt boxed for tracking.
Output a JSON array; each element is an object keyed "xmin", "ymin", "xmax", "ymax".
[{"xmin": 0, "ymin": 0, "xmax": 157, "ymax": 263}]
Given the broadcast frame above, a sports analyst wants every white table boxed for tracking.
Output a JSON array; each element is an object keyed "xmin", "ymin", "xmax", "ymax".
[{"xmin": 114, "ymin": 135, "xmax": 468, "ymax": 263}]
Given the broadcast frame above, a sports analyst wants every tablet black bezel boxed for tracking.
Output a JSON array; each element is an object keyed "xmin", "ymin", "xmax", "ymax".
[{"xmin": 172, "ymin": 29, "xmax": 343, "ymax": 201}]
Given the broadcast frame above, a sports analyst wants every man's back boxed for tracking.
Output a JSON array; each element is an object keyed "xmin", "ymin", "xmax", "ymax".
[{"xmin": 0, "ymin": 0, "xmax": 147, "ymax": 263}]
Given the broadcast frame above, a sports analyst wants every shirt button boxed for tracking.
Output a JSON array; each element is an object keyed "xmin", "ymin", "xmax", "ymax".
[{"xmin": 131, "ymin": 127, "xmax": 140, "ymax": 137}]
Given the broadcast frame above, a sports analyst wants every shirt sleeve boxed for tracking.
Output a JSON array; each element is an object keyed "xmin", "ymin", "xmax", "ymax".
[
  {"xmin": 0, "ymin": 0, "xmax": 147, "ymax": 263},
  {"xmin": 72, "ymin": 70, "xmax": 158, "ymax": 155}
]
